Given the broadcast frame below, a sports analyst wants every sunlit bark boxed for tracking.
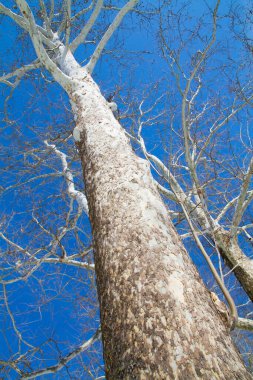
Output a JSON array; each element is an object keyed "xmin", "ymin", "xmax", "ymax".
[{"xmin": 66, "ymin": 63, "xmax": 251, "ymax": 378}]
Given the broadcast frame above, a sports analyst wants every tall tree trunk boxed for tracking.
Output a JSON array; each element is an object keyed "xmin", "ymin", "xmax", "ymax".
[{"xmin": 65, "ymin": 66, "xmax": 252, "ymax": 379}]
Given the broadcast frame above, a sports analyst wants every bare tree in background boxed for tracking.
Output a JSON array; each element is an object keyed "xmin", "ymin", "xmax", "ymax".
[{"xmin": 0, "ymin": 0, "xmax": 252, "ymax": 379}]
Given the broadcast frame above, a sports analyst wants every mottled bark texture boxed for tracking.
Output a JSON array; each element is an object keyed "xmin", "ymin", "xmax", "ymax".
[
  {"xmin": 213, "ymin": 228, "xmax": 253, "ymax": 302},
  {"xmin": 70, "ymin": 75, "xmax": 252, "ymax": 379},
  {"xmin": 179, "ymin": 196, "xmax": 253, "ymax": 303}
]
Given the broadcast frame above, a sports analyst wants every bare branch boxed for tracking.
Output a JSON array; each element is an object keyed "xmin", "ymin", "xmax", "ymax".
[
  {"xmin": 0, "ymin": 3, "xmax": 29, "ymax": 31},
  {"xmin": 21, "ymin": 328, "xmax": 101, "ymax": 379},
  {"xmin": 236, "ymin": 318, "xmax": 253, "ymax": 331},
  {"xmin": 232, "ymin": 158, "xmax": 253, "ymax": 236},
  {"xmin": 0, "ymin": 229, "xmax": 94, "ymax": 286},
  {"xmin": 216, "ymin": 196, "xmax": 240, "ymax": 223},
  {"xmin": 177, "ymin": 201, "xmax": 238, "ymax": 330},
  {"xmin": 41, "ymin": 257, "xmax": 94, "ymax": 270},
  {"xmin": 0, "ymin": 3, "xmax": 55, "ymax": 48},
  {"xmin": 44, "ymin": 141, "xmax": 89, "ymax": 214},
  {"xmin": 0, "ymin": 60, "xmax": 41, "ymax": 86},
  {"xmin": 2, "ymin": 173, "xmax": 61, "ymax": 192},
  {"xmin": 49, "ymin": 0, "xmax": 55, "ymax": 21},
  {"xmin": 39, "ymin": 0, "xmax": 52, "ymax": 33},
  {"xmin": 3, "ymin": 285, "xmax": 34, "ymax": 349},
  {"xmin": 15, "ymin": 0, "xmax": 70, "ymax": 88},
  {"xmin": 86, "ymin": 0, "xmax": 139, "ymax": 74},
  {"xmin": 70, "ymin": 0, "xmax": 103, "ymax": 53},
  {"xmin": 71, "ymin": 1, "xmax": 94, "ymax": 21},
  {"xmin": 196, "ymin": 98, "xmax": 253, "ymax": 164},
  {"xmin": 64, "ymin": 0, "xmax": 71, "ymax": 57},
  {"xmin": 180, "ymin": 0, "xmax": 221, "ymax": 226}
]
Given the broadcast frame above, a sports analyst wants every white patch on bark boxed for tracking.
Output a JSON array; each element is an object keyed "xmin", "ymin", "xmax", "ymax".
[
  {"xmin": 170, "ymin": 359, "xmax": 179, "ymax": 380},
  {"xmin": 73, "ymin": 126, "xmax": 81, "ymax": 142},
  {"xmin": 135, "ymin": 187, "xmax": 168, "ymax": 233},
  {"xmin": 136, "ymin": 281, "xmax": 143, "ymax": 292},
  {"xmin": 163, "ymin": 253, "xmax": 184, "ymax": 270},
  {"xmin": 146, "ymin": 336, "xmax": 153, "ymax": 348},
  {"xmin": 146, "ymin": 318, "xmax": 153, "ymax": 329},
  {"xmin": 168, "ymin": 273, "xmax": 185, "ymax": 303},
  {"xmin": 175, "ymin": 345, "xmax": 184, "ymax": 361},
  {"xmin": 154, "ymin": 336, "xmax": 163, "ymax": 348},
  {"xmin": 184, "ymin": 310, "xmax": 193, "ymax": 324},
  {"xmin": 108, "ymin": 101, "xmax": 117, "ymax": 112},
  {"xmin": 148, "ymin": 237, "xmax": 159, "ymax": 249},
  {"xmin": 160, "ymin": 316, "xmax": 167, "ymax": 327},
  {"xmin": 156, "ymin": 280, "xmax": 168, "ymax": 295}
]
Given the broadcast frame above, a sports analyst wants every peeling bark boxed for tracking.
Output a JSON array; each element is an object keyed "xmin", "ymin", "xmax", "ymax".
[{"xmin": 67, "ymin": 71, "xmax": 252, "ymax": 379}]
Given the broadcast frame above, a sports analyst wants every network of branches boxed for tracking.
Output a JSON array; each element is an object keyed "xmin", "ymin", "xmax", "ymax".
[{"xmin": 0, "ymin": 0, "xmax": 252, "ymax": 378}]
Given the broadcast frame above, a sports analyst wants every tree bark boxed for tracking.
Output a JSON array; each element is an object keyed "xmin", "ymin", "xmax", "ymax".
[
  {"xmin": 65, "ymin": 67, "xmax": 252, "ymax": 379},
  {"xmin": 175, "ymin": 192, "xmax": 253, "ymax": 303},
  {"xmin": 213, "ymin": 227, "xmax": 253, "ymax": 302},
  {"xmin": 158, "ymin": 168, "xmax": 253, "ymax": 302},
  {"xmin": 189, "ymin": 201, "xmax": 253, "ymax": 302}
]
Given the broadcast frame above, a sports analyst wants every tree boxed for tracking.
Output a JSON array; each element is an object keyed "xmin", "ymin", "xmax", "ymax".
[{"xmin": 0, "ymin": 0, "xmax": 252, "ymax": 378}]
